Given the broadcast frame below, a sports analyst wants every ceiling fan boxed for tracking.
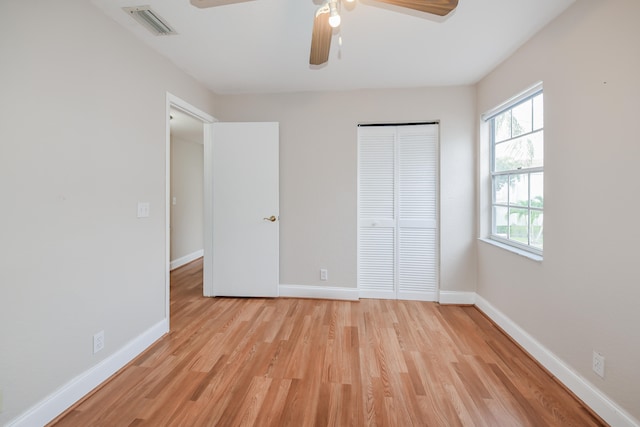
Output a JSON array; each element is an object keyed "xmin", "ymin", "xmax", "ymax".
[{"xmin": 190, "ymin": 0, "xmax": 458, "ymax": 66}]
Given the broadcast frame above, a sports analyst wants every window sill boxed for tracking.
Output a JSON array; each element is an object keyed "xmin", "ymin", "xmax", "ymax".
[{"xmin": 478, "ymin": 238, "xmax": 543, "ymax": 262}]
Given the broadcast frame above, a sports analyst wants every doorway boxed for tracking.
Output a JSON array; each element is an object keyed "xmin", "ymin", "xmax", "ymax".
[
  {"xmin": 165, "ymin": 93, "xmax": 215, "ymax": 325},
  {"xmin": 169, "ymin": 107, "xmax": 205, "ymax": 270}
]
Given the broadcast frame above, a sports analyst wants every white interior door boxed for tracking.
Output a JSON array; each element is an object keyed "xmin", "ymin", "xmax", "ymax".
[
  {"xmin": 358, "ymin": 124, "xmax": 439, "ymax": 301},
  {"xmin": 207, "ymin": 122, "xmax": 279, "ymax": 297},
  {"xmin": 396, "ymin": 125, "xmax": 438, "ymax": 300}
]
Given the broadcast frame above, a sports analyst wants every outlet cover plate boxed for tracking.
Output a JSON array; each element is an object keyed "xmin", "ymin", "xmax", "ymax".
[
  {"xmin": 592, "ymin": 351, "xmax": 605, "ymax": 378},
  {"xmin": 93, "ymin": 330, "xmax": 105, "ymax": 354}
]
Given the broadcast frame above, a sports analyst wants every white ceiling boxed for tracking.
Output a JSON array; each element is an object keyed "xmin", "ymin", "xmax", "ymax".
[{"xmin": 91, "ymin": 0, "xmax": 574, "ymax": 94}]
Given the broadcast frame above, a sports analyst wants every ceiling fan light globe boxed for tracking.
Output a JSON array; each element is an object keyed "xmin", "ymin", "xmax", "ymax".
[{"xmin": 328, "ymin": 13, "xmax": 341, "ymax": 27}]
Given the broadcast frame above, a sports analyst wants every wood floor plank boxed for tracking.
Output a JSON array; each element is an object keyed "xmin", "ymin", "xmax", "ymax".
[
  {"xmin": 253, "ymin": 378, "xmax": 291, "ymax": 427},
  {"xmin": 50, "ymin": 258, "xmax": 606, "ymax": 427}
]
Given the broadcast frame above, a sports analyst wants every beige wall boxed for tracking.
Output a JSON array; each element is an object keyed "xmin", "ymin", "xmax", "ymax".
[
  {"xmin": 0, "ymin": 0, "xmax": 218, "ymax": 423},
  {"xmin": 170, "ymin": 138, "xmax": 204, "ymax": 262},
  {"xmin": 476, "ymin": 0, "xmax": 640, "ymax": 421},
  {"xmin": 215, "ymin": 87, "xmax": 477, "ymax": 293}
]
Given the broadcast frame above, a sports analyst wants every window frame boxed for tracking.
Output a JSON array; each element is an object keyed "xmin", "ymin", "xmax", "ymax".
[{"xmin": 484, "ymin": 83, "xmax": 544, "ymax": 257}]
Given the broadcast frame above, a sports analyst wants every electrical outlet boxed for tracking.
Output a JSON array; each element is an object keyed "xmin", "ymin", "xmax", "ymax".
[
  {"xmin": 93, "ymin": 330, "xmax": 105, "ymax": 354},
  {"xmin": 592, "ymin": 351, "xmax": 605, "ymax": 378},
  {"xmin": 320, "ymin": 268, "xmax": 328, "ymax": 281}
]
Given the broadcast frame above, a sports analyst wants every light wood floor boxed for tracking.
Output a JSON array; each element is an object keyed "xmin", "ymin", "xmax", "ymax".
[{"xmin": 51, "ymin": 258, "xmax": 605, "ymax": 426}]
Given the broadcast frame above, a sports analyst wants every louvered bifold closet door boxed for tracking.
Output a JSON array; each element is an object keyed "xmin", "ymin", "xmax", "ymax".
[
  {"xmin": 358, "ymin": 126, "xmax": 396, "ymax": 299},
  {"xmin": 358, "ymin": 124, "xmax": 438, "ymax": 301},
  {"xmin": 397, "ymin": 125, "xmax": 438, "ymax": 300}
]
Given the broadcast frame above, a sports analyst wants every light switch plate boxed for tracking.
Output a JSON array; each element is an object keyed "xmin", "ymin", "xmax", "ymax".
[{"xmin": 137, "ymin": 202, "xmax": 150, "ymax": 218}]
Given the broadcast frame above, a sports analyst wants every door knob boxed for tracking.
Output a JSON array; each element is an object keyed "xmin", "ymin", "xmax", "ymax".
[{"xmin": 263, "ymin": 215, "xmax": 277, "ymax": 222}]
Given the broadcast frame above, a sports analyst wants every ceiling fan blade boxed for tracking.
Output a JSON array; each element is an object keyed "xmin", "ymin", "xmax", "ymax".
[
  {"xmin": 373, "ymin": 0, "xmax": 458, "ymax": 16},
  {"xmin": 190, "ymin": 0, "xmax": 255, "ymax": 8},
  {"xmin": 309, "ymin": 6, "xmax": 332, "ymax": 65}
]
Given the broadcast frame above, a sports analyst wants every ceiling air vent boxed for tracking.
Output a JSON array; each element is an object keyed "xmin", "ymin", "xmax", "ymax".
[{"xmin": 123, "ymin": 6, "xmax": 177, "ymax": 36}]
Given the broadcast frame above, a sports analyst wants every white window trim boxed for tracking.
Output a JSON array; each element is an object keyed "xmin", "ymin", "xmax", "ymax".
[
  {"xmin": 482, "ymin": 82, "xmax": 543, "ymax": 122},
  {"xmin": 478, "ymin": 237, "xmax": 543, "ymax": 262},
  {"xmin": 482, "ymin": 82, "xmax": 544, "ymax": 258}
]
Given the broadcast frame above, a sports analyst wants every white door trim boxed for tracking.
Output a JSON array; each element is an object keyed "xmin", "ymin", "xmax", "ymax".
[
  {"xmin": 203, "ymin": 122, "xmax": 213, "ymax": 297},
  {"xmin": 165, "ymin": 93, "xmax": 216, "ymax": 323}
]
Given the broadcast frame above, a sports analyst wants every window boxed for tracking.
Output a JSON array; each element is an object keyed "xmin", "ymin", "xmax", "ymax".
[{"xmin": 487, "ymin": 85, "xmax": 543, "ymax": 255}]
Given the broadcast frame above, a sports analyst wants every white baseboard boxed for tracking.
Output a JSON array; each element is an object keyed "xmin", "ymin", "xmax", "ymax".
[
  {"xmin": 8, "ymin": 319, "xmax": 169, "ymax": 427},
  {"xmin": 438, "ymin": 290, "xmax": 476, "ymax": 305},
  {"xmin": 170, "ymin": 249, "xmax": 203, "ymax": 270},
  {"xmin": 279, "ymin": 284, "xmax": 359, "ymax": 301},
  {"xmin": 475, "ymin": 294, "xmax": 639, "ymax": 427}
]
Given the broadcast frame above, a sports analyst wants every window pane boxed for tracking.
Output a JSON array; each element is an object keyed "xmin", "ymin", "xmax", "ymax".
[
  {"xmin": 494, "ymin": 131, "xmax": 543, "ymax": 172},
  {"xmin": 530, "ymin": 210, "xmax": 543, "ymax": 249},
  {"xmin": 533, "ymin": 93, "xmax": 544, "ymax": 130},
  {"xmin": 531, "ymin": 172, "xmax": 543, "ymax": 208},
  {"xmin": 509, "ymin": 208, "xmax": 528, "ymax": 244},
  {"xmin": 493, "ymin": 110, "xmax": 512, "ymax": 143},
  {"xmin": 512, "ymin": 99, "xmax": 532, "ymax": 136},
  {"xmin": 494, "ymin": 175, "xmax": 509, "ymax": 204},
  {"xmin": 494, "ymin": 206, "xmax": 508, "ymax": 238},
  {"xmin": 510, "ymin": 173, "xmax": 529, "ymax": 207},
  {"xmin": 489, "ymin": 88, "xmax": 543, "ymax": 254}
]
